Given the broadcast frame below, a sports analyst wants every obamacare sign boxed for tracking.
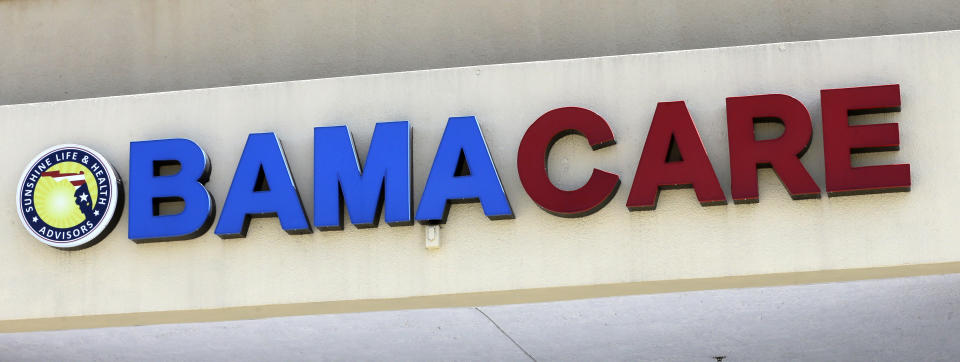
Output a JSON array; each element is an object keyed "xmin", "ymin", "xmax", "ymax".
[{"xmin": 17, "ymin": 84, "xmax": 910, "ymax": 250}]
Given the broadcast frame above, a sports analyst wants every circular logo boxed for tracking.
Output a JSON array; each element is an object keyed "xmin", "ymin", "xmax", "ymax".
[{"xmin": 16, "ymin": 145, "xmax": 122, "ymax": 250}]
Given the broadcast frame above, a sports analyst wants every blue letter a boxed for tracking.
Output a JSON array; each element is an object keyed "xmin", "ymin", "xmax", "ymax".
[
  {"xmin": 215, "ymin": 133, "xmax": 311, "ymax": 238},
  {"xmin": 315, "ymin": 121, "xmax": 412, "ymax": 230},
  {"xmin": 415, "ymin": 116, "xmax": 513, "ymax": 223}
]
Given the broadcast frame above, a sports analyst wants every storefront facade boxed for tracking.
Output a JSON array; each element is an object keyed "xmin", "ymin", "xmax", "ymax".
[
  {"xmin": 3, "ymin": 2, "xmax": 960, "ymax": 359},
  {"xmin": 3, "ymin": 30, "xmax": 959, "ymax": 332}
]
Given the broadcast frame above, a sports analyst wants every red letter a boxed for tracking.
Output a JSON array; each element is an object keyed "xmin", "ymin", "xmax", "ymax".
[{"xmin": 627, "ymin": 101, "xmax": 726, "ymax": 211}]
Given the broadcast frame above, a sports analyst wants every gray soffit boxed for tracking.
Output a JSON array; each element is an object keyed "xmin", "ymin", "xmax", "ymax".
[
  {"xmin": 2, "ymin": 273, "xmax": 958, "ymax": 361},
  {"xmin": 3, "ymin": 0, "xmax": 960, "ymax": 105}
]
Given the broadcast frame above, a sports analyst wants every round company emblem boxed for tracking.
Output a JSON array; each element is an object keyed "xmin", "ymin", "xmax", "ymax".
[{"xmin": 16, "ymin": 145, "xmax": 122, "ymax": 250}]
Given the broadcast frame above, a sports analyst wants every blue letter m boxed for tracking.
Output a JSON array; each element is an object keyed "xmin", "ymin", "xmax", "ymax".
[{"xmin": 314, "ymin": 121, "xmax": 412, "ymax": 230}]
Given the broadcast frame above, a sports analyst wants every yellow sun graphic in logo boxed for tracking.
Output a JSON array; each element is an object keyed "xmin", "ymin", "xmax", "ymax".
[{"xmin": 33, "ymin": 162, "xmax": 98, "ymax": 229}]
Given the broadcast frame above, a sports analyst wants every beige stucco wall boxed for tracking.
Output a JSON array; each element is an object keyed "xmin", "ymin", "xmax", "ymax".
[
  {"xmin": 2, "ymin": 31, "xmax": 959, "ymax": 330},
  {"xmin": 3, "ymin": 0, "xmax": 960, "ymax": 106}
]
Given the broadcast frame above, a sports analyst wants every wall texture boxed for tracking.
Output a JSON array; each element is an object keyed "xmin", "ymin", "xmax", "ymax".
[
  {"xmin": 2, "ymin": 0, "xmax": 959, "ymax": 106},
  {"xmin": 1, "ymin": 31, "xmax": 958, "ymax": 330}
]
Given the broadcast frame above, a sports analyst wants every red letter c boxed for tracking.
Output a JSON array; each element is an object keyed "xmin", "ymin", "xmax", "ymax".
[{"xmin": 517, "ymin": 107, "xmax": 620, "ymax": 217}]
